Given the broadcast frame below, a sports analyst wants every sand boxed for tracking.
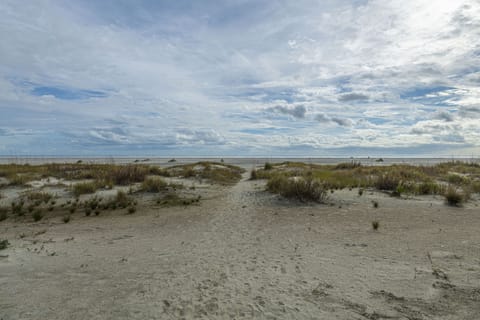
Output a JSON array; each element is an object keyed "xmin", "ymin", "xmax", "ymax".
[{"xmin": 1, "ymin": 172, "xmax": 480, "ymax": 319}]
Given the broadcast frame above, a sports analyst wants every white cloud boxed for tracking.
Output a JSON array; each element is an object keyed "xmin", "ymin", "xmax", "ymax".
[{"xmin": 0, "ymin": 0, "xmax": 479, "ymax": 155}]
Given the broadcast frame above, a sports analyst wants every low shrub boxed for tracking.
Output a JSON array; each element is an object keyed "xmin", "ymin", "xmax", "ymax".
[
  {"xmin": 11, "ymin": 201, "xmax": 24, "ymax": 216},
  {"xmin": 32, "ymin": 209, "xmax": 43, "ymax": 222},
  {"xmin": 108, "ymin": 165, "xmax": 149, "ymax": 185},
  {"xmin": 26, "ymin": 191, "xmax": 53, "ymax": 204},
  {"xmin": 141, "ymin": 177, "xmax": 168, "ymax": 193},
  {"xmin": 0, "ymin": 208, "xmax": 7, "ymax": 221},
  {"xmin": 444, "ymin": 186, "xmax": 464, "ymax": 206},
  {"xmin": 0, "ymin": 239, "xmax": 9, "ymax": 250},
  {"xmin": 267, "ymin": 175, "xmax": 327, "ymax": 203},
  {"xmin": 416, "ymin": 181, "xmax": 445, "ymax": 195},
  {"xmin": 375, "ymin": 172, "xmax": 401, "ymax": 191},
  {"xmin": 264, "ymin": 162, "xmax": 273, "ymax": 170},
  {"xmin": 72, "ymin": 181, "xmax": 98, "ymax": 197},
  {"xmin": 250, "ymin": 168, "xmax": 258, "ymax": 180},
  {"xmin": 334, "ymin": 161, "xmax": 361, "ymax": 170}
]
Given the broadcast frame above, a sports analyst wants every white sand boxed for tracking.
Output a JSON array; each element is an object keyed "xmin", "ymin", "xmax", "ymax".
[{"xmin": 1, "ymin": 173, "xmax": 480, "ymax": 319}]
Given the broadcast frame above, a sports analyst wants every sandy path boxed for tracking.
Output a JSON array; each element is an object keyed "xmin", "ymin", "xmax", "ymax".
[{"xmin": 1, "ymin": 173, "xmax": 480, "ymax": 319}]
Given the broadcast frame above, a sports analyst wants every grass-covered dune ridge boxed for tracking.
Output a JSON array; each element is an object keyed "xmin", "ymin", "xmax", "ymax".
[{"xmin": 252, "ymin": 161, "xmax": 480, "ymax": 204}]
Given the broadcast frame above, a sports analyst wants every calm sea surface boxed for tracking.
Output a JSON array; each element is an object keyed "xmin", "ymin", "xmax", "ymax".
[{"xmin": 1, "ymin": 157, "xmax": 478, "ymax": 169}]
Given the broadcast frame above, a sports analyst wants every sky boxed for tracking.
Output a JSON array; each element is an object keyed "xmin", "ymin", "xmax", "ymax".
[{"xmin": 1, "ymin": 0, "xmax": 480, "ymax": 157}]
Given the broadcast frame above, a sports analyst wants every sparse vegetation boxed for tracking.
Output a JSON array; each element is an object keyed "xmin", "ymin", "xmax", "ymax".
[
  {"xmin": 11, "ymin": 201, "xmax": 24, "ymax": 216},
  {"xmin": 0, "ymin": 208, "xmax": 7, "ymax": 221},
  {"xmin": 32, "ymin": 209, "xmax": 43, "ymax": 222},
  {"xmin": 127, "ymin": 206, "xmax": 136, "ymax": 214},
  {"xmin": 168, "ymin": 162, "xmax": 244, "ymax": 185},
  {"xmin": 267, "ymin": 175, "xmax": 327, "ymax": 203},
  {"xmin": 264, "ymin": 162, "xmax": 273, "ymax": 170},
  {"xmin": 0, "ymin": 239, "xmax": 9, "ymax": 250},
  {"xmin": 63, "ymin": 215, "xmax": 70, "ymax": 223},
  {"xmin": 250, "ymin": 168, "xmax": 258, "ymax": 180},
  {"xmin": 372, "ymin": 221, "xmax": 379, "ymax": 230},
  {"xmin": 26, "ymin": 191, "xmax": 53, "ymax": 203},
  {"xmin": 141, "ymin": 177, "xmax": 168, "ymax": 192},
  {"xmin": 156, "ymin": 193, "xmax": 201, "ymax": 207},
  {"xmin": 444, "ymin": 186, "xmax": 464, "ymax": 206},
  {"xmin": 72, "ymin": 181, "xmax": 99, "ymax": 197},
  {"xmin": 335, "ymin": 161, "xmax": 361, "ymax": 170},
  {"xmin": 373, "ymin": 201, "xmax": 379, "ymax": 208}
]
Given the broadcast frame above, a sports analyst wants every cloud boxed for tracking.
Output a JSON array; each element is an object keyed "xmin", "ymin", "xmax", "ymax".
[
  {"xmin": 338, "ymin": 93, "xmax": 369, "ymax": 102},
  {"xmin": 315, "ymin": 113, "xmax": 353, "ymax": 127},
  {"xmin": 0, "ymin": 0, "xmax": 479, "ymax": 156},
  {"xmin": 315, "ymin": 114, "xmax": 330, "ymax": 123},
  {"xmin": 331, "ymin": 117, "xmax": 353, "ymax": 127},
  {"xmin": 432, "ymin": 111, "xmax": 454, "ymax": 122},
  {"xmin": 31, "ymin": 86, "xmax": 107, "ymax": 100},
  {"xmin": 267, "ymin": 105, "xmax": 306, "ymax": 119}
]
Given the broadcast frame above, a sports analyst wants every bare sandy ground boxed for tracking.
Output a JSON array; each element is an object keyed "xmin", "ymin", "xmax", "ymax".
[{"xmin": 1, "ymin": 172, "xmax": 480, "ymax": 319}]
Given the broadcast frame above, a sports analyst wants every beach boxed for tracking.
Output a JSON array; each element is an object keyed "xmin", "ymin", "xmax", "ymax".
[{"xmin": 1, "ymin": 160, "xmax": 480, "ymax": 319}]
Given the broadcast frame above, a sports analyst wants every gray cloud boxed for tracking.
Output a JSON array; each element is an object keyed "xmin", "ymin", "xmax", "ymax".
[
  {"xmin": 433, "ymin": 111, "xmax": 454, "ymax": 122},
  {"xmin": 315, "ymin": 113, "xmax": 353, "ymax": 127},
  {"xmin": 314, "ymin": 113, "xmax": 330, "ymax": 123},
  {"xmin": 338, "ymin": 93, "xmax": 369, "ymax": 102},
  {"xmin": 268, "ymin": 105, "xmax": 306, "ymax": 119},
  {"xmin": 331, "ymin": 117, "xmax": 353, "ymax": 127}
]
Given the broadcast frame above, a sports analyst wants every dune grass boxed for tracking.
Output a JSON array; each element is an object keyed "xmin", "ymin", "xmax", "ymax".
[
  {"xmin": 72, "ymin": 181, "xmax": 99, "ymax": 197},
  {"xmin": 267, "ymin": 175, "xmax": 328, "ymax": 203},
  {"xmin": 254, "ymin": 161, "xmax": 479, "ymax": 202},
  {"xmin": 444, "ymin": 186, "xmax": 464, "ymax": 206},
  {"xmin": 140, "ymin": 177, "xmax": 168, "ymax": 192},
  {"xmin": 168, "ymin": 162, "xmax": 244, "ymax": 185}
]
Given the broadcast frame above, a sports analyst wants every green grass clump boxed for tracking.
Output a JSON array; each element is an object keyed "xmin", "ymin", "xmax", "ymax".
[
  {"xmin": 26, "ymin": 191, "xmax": 53, "ymax": 203},
  {"xmin": 375, "ymin": 172, "xmax": 401, "ymax": 191},
  {"xmin": 169, "ymin": 162, "xmax": 244, "ymax": 185},
  {"xmin": 141, "ymin": 177, "xmax": 168, "ymax": 192},
  {"xmin": 444, "ymin": 186, "xmax": 464, "ymax": 206},
  {"xmin": 0, "ymin": 208, "xmax": 7, "ymax": 221},
  {"xmin": 32, "ymin": 209, "xmax": 43, "ymax": 222},
  {"xmin": 264, "ymin": 162, "xmax": 273, "ymax": 170},
  {"xmin": 11, "ymin": 201, "xmax": 24, "ymax": 216},
  {"xmin": 334, "ymin": 161, "xmax": 361, "ymax": 170},
  {"xmin": 415, "ymin": 181, "xmax": 445, "ymax": 195},
  {"xmin": 267, "ymin": 175, "xmax": 327, "ymax": 203},
  {"xmin": 72, "ymin": 181, "xmax": 99, "ymax": 197},
  {"xmin": 0, "ymin": 239, "xmax": 9, "ymax": 250},
  {"xmin": 114, "ymin": 190, "xmax": 131, "ymax": 208},
  {"xmin": 250, "ymin": 168, "xmax": 258, "ymax": 180},
  {"xmin": 107, "ymin": 165, "xmax": 149, "ymax": 185}
]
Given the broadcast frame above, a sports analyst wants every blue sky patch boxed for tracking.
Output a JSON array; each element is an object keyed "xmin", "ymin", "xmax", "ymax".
[{"xmin": 31, "ymin": 86, "xmax": 107, "ymax": 100}]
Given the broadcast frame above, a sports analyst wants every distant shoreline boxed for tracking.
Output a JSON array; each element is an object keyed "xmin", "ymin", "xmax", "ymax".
[{"xmin": 1, "ymin": 156, "xmax": 479, "ymax": 167}]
